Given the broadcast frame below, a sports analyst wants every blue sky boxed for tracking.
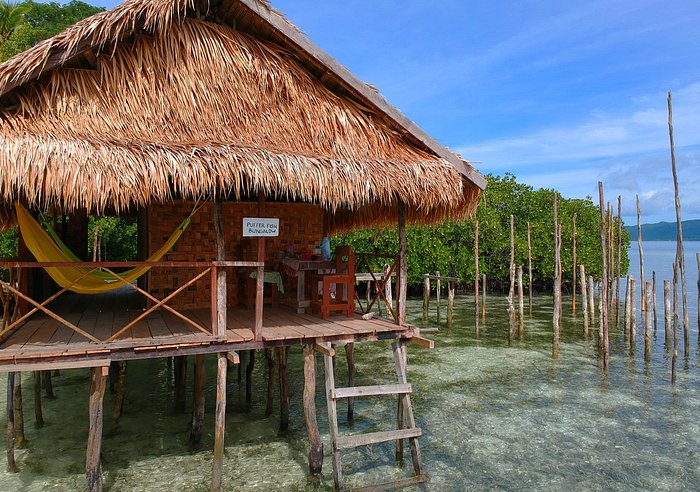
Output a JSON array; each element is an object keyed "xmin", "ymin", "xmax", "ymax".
[{"xmin": 68, "ymin": 1, "xmax": 700, "ymax": 223}]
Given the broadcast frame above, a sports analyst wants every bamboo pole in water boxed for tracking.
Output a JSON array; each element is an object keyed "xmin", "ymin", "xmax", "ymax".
[
  {"xmin": 110, "ymin": 361, "xmax": 127, "ymax": 434},
  {"xmin": 86, "ymin": 367, "xmax": 107, "ymax": 492},
  {"xmin": 630, "ymin": 277, "xmax": 637, "ymax": 351},
  {"xmin": 553, "ymin": 197, "xmax": 561, "ymax": 358},
  {"xmin": 6, "ymin": 372, "xmax": 17, "ymax": 473},
  {"xmin": 517, "ymin": 265, "xmax": 524, "ymax": 334},
  {"xmin": 190, "ymin": 354, "xmax": 205, "ymax": 444},
  {"xmin": 616, "ymin": 196, "xmax": 622, "ymax": 326},
  {"xmin": 42, "ymin": 371, "xmax": 54, "ymax": 400},
  {"xmin": 509, "ymin": 214, "xmax": 516, "ymax": 336},
  {"xmin": 664, "ymin": 280, "xmax": 671, "ymax": 350},
  {"xmin": 13, "ymin": 377, "xmax": 26, "ymax": 447},
  {"xmin": 697, "ymin": 253, "xmax": 699, "ymax": 336},
  {"xmin": 265, "ymin": 349, "xmax": 274, "ymax": 418},
  {"xmin": 672, "ymin": 262, "xmax": 679, "ymax": 384},
  {"xmin": 645, "ymin": 280, "xmax": 653, "ymax": 362},
  {"xmin": 447, "ymin": 273, "xmax": 455, "ymax": 330},
  {"xmin": 608, "ymin": 204, "xmax": 614, "ymax": 311},
  {"xmin": 588, "ymin": 276, "xmax": 595, "ymax": 327},
  {"xmin": 33, "ymin": 371, "xmax": 43, "ymax": 428},
  {"xmin": 475, "ymin": 221, "xmax": 480, "ymax": 336},
  {"xmin": 527, "ymin": 222, "xmax": 533, "ymax": 311},
  {"xmin": 436, "ymin": 271, "xmax": 441, "ymax": 325},
  {"xmin": 580, "ymin": 265, "xmax": 589, "ymax": 335},
  {"xmin": 624, "ymin": 275, "xmax": 631, "ymax": 338},
  {"xmin": 636, "ymin": 195, "xmax": 646, "ymax": 311},
  {"xmin": 422, "ymin": 275, "xmax": 430, "ymax": 323},
  {"xmin": 599, "ymin": 182, "xmax": 610, "ymax": 368},
  {"xmin": 572, "ymin": 213, "xmax": 577, "ymax": 314},
  {"xmin": 668, "ymin": 92, "xmax": 689, "ymax": 357}
]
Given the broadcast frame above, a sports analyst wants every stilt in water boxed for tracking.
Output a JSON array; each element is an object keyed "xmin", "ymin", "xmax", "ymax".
[
  {"xmin": 422, "ymin": 274, "xmax": 430, "ymax": 323},
  {"xmin": 42, "ymin": 371, "xmax": 55, "ymax": 400},
  {"xmin": 212, "ymin": 353, "xmax": 228, "ymax": 492},
  {"xmin": 33, "ymin": 371, "xmax": 43, "ymax": 428},
  {"xmin": 636, "ymin": 194, "xmax": 646, "ymax": 311},
  {"xmin": 527, "ymin": 222, "xmax": 533, "ymax": 312},
  {"xmin": 110, "ymin": 361, "xmax": 127, "ymax": 434},
  {"xmin": 265, "ymin": 349, "xmax": 275, "ymax": 418},
  {"xmin": 572, "ymin": 213, "xmax": 577, "ymax": 314},
  {"xmin": 553, "ymin": 197, "xmax": 561, "ymax": 358},
  {"xmin": 517, "ymin": 265, "xmax": 524, "ymax": 335},
  {"xmin": 435, "ymin": 270, "xmax": 441, "ymax": 325},
  {"xmin": 580, "ymin": 265, "xmax": 589, "ymax": 336},
  {"xmin": 174, "ymin": 356, "xmax": 187, "ymax": 412},
  {"xmin": 86, "ymin": 366, "xmax": 107, "ymax": 492},
  {"xmin": 303, "ymin": 345, "xmax": 323, "ymax": 476},
  {"xmin": 447, "ymin": 267, "xmax": 455, "ymax": 330},
  {"xmin": 345, "ymin": 343, "xmax": 355, "ymax": 424},
  {"xmin": 668, "ymin": 92, "xmax": 689, "ymax": 358},
  {"xmin": 475, "ymin": 221, "xmax": 480, "ymax": 336},
  {"xmin": 664, "ymin": 280, "xmax": 671, "ymax": 350},
  {"xmin": 246, "ymin": 350, "xmax": 255, "ymax": 406},
  {"xmin": 629, "ymin": 277, "xmax": 637, "ymax": 354},
  {"xmin": 481, "ymin": 273, "xmax": 486, "ymax": 320},
  {"xmin": 616, "ymin": 196, "xmax": 623, "ymax": 326},
  {"xmin": 588, "ymin": 276, "xmax": 596, "ymax": 327},
  {"xmin": 190, "ymin": 355, "xmax": 205, "ymax": 444},
  {"xmin": 624, "ymin": 275, "xmax": 631, "ymax": 338},
  {"xmin": 697, "ymin": 253, "xmax": 700, "ymax": 339},
  {"xmin": 6, "ymin": 372, "xmax": 17, "ymax": 473},
  {"xmin": 672, "ymin": 262, "xmax": 679, "ymax": 384},
  {"xmin": 13, "ymin": 376, "xmax": 26, "ymax": 448},
  {"xmin": 278, "ymin": 347, "xmax": 289, "ymax": 433},
  {"xmin": 598, "ymin": 182, "xmax": 610, "ymax": 369},
  {"xmin": 644, "ymin": 281, "xmax": 653, "ymax": 362}
]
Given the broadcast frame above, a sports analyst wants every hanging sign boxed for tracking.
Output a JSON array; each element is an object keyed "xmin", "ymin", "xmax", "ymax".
[{"xmin": 242, "ymin": 217, "xmax": 279, "ymax": 237}]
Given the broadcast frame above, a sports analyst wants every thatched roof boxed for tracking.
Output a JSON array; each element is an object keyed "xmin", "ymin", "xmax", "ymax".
[{"xmin": 0, "ymin": 0, "xmax": 485, "ymax": 230}]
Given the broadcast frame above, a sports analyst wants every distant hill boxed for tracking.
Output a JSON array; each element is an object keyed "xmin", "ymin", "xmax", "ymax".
[{"xmin": 627, "ymin": 219, "xmax": 700, "ymax": 241}]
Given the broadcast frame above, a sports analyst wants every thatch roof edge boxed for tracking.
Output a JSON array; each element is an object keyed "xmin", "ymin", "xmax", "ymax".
[{"xmin": 237, "ymin": 0, "xmax": 487, "ymax": 190}]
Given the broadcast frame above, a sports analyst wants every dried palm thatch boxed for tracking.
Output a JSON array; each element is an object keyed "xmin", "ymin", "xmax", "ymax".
[{"xmin": 0, "ymin": 0, "xmax": 482, "ymax": 230}]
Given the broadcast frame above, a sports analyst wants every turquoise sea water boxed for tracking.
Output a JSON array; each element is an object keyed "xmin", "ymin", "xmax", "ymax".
[{"xmin": 0, "ymin": 241, "xmax": 698, "ymax": 491}]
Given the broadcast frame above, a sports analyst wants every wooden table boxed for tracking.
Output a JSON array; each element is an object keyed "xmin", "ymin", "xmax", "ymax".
[{"xmin": 279, "ymin": 259, "xmax": 334, "ymax": 313}]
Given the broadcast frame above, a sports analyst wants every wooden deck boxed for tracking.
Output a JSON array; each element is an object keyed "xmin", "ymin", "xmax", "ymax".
[{"xmin": 0, "ymin": 289, "xmax": 413, "ymax": 367}]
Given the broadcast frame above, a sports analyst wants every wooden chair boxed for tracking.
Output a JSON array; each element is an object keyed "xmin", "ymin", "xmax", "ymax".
[{"xmin": 310, "ymin": 246, "xmax": 355, "ymax": 319}]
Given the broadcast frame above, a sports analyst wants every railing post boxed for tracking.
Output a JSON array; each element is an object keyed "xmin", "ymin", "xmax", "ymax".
[
  {"xmin": 210, "ymin": 265, "xmax": 218, "ymax": 337},
  {"xmin": 213, "ymin": 200, "xmax": 227, "ymax": 340}
]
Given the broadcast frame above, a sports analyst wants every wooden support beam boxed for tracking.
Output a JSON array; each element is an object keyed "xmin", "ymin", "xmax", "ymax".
[
  {"xmin": 226, "ymin": 351, "xmax": 240, "ymax": 365},
  {"xmin": 174, "ymin": 356, "xmax": 187, "ymax": 413},
  {"xmin": 213, "ymin": 200, "xmax": 227, "ymax": 339},
  {"xmin": 408, "ymin": 336, "xmax": 434, "ymax": 349},
  {"xmin": 33, "ymin": 371, "xmax": 44, "ymax": 428},
  {"xmin": 13, "ymin": 377, "xmax": 26, "ymax": 448},
  {"xmin": 110, "ymin": 362, "xmax": 127, "ymax": 434},
  {"xmin": 190, "ymin": 354, "xmax": 206, "ymax": 444},
  {"xmin": 6, "ymin": 372, "xmax": 17, "ymax": 473},
  {"xmin": 0, "ymin": 359, "xmax": 111, "ymax": 373},
  {"xmin": 86, "ymin": 366, "xmax": 107, "ymax": 492},
  {"xmin": 42, "ymin": 371, "xmax": 55, "ymax": 399},
  {"xmin": 264, "ymin": 349, "xmax": 275, "ymax": 418},
  {"xmin": 345, "ymin": 343, "xmax": 355, "ymax": 424},
  {"xmin": 313, "ymin": 342, "xmax": 335, "ymax": 357},
  {"xmin": 245, "ymin": 350, "xmax": 255, "ymax": 405},
  {"xmin": 278, "ymin": 346, "xmax": 289, "ymax": 433},
  {"xmin": 397, "ymin": 201, "xmax": 407, "ymax": 325},
  {"xmin": 211, "ymin": 353, "xmax": 227, "ymax": 492},
  {"xmin": 303, "ymin": 345, "xmax": 323, "ymax": 475},
  {"xmin": 254, "ymin": 193, "xmax": 266, "ymax": 341}
]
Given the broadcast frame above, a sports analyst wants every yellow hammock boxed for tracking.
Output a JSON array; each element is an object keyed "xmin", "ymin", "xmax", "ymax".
[{"xmin": 15, "ymin": 203, "xmax": 192, "ymax": 294}]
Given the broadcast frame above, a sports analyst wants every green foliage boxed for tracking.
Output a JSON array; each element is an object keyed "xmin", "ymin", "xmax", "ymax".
[
  {"xmin": 334, "ymin": 174, "xmax": 631, "ymax": 290},
  {"xmin": 0, "ymin": 0, "xmax": 104, "ymax": 61},
  {"xmin": 88, "ymin": 216, "xmax": 138, "ymax": 262}
]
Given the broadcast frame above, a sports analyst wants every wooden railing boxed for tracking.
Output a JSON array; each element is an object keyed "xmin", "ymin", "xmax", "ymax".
[
  {"xmin": 0, "ymin": 260, "xmax": 264, "ymax": 345},
  {"xmin": 354, "ymin": 253, "xmax": 401, "ymax": 324}
]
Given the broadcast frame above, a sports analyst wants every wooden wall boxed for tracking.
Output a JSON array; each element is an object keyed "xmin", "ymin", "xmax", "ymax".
[{"xmin": 147, "ymin": 200, "xmax": 324, "ymax": 309}]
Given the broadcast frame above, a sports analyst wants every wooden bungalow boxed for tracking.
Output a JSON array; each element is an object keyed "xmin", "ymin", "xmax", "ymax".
[{"xmin": 0, "ymin": 0, "xmax": 485, "ymax": 490}]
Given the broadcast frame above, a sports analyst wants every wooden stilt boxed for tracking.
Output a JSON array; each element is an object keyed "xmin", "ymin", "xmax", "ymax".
[
  {"xmin": 211, "ymin": 353, "xmax": 227, "ymax": 492},
  {"xmin": 598, "ymin": 182, "xmax": 610, "ymax": 369},
  {"xmin": 245, "ymin": 350, "xmax": 255, "ymax": 406},
  {"xmin": 517, "ymin": 265, "xmax": 524, "ymax": 334},
  {"xmin": 174, "ymin": 356, "xmax": 187, "ymax": 412},
  {"xmin": 33, "ymin": 371, "xmax": 43, "ymax": 428},
  {"xmin": 6, "ymin": 372, "xmax": 17, "ymax": 473},
  {"xmin": 508, "ymin": 214, "xmax": 516, "ymax": 338},
  {"xmin": 264, "ymin": 349, "xmax": 275, "ymax": 418},
  {"xmin": 527, "ymin": 222, "xmax": 533, "ymax": 312},
  {"xmin": 422, "ymin": 275, "xmax": 430, "ymax": 323},
  {"xmin": 447, "ymin": 274, "xmax": 455, "ymax": 330},
  {"xmin": 303, "ymin": 345, "xmax": 323, "ymax": 476},
  {"xmin": 42, "ymin": 371, "xmax": 55, "ymax": 399},
  {"xmin": 572, "ymin": 213, "xmax": 577, "ymax": 314},
  {"xmin": 237, "ymin": 351, "xmax": 244, "ymax": 384},
  {"xmin": 13, "ymin": 376, "xmax": 26, "ymax": 447},
  {"xmin": 672, "ymin": 262, "xmax": 679, "ymax": 384},
  {"xmin": 323, "ymin": 345, "xmax": 343, "ymax": 490},
  {"xmin": 278, "ymin": 347, "xmax": 289, "ymax": 433},
  {"xmin": 435, "ymin": 270, "xmax": 441, "ymax": 325},
  {"xmin": 482, "ymin": 273, "xmax": 486, "ymax": 319},
  {"xmin": 588, "ymin": 276, "xmax": 595, "ymax": 327},
  {"xmin": 652, "ymin": 271, "xmax": 658, "ymax": 335},
  {"xmin": 644, "ymin": 281, "xmax": 653, "ymax": 362},
  {"xmin": 475, "ymin": 220, "xmax": 480, "ymax": 336},
  {"xmin": 636, "ymin": 195, "xmax": 646, "ymax": 311},
  {"xmin": 397, "ymin": 201, "xmax": 408, "ymax": 325},
  {"xmin": 624, "ymin": 275, "xmax": 631, "ymax": 339},
  {"xmin": 190, "ymin": 354, "xmax": 205, "ymax": 444},
  {"xmin": 553, "ymin": 198, "xmax": 561, "ymax": 358},
  {"xmin": 616, "ymin": 196, "xmax": 623, "ymax": 326},
  {"xmin": 345, "ymin": 343, "xmax": 355, "ymax": 424},
  {"xmin": 86, "ymin": 366, "xmax": 107, "ymax": 492},
  {"xmin": 630, "ymin": 277, "xmax": 637, "ymax": 352},
  {"xmin": 393, "ymin": 342, "xmax": 422, "ymax": 476},
  {"xmin": 110, "ymin": 361, "xmax": 127, "ymax": 434}
]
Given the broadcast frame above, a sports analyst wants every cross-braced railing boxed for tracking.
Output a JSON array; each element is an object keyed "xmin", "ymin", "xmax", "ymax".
[
  {"xmin": 0, "ymin": 260, "xmax": 264, "ymax": 345},
  {"xmin": 354, "ymin": 253, "xmax": 401, "ymax": 324}
]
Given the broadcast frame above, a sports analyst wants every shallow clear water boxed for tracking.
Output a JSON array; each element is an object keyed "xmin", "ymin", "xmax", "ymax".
[{"xmin": 0, "ymin": 242, "xmax": 698, "ymax": 491}]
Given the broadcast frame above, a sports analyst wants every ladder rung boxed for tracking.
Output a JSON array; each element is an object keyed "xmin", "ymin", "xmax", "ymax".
[
  {"xmin": 349, "ymin": 473, "xmax": 430, "ymax": 492},
  {"xmin": 331, "ymin": 383, "xmax": 412, "ymax": 400},
  {"xmin": 336, "ymin": 427, "xmax": 421, "ymax": 450}
]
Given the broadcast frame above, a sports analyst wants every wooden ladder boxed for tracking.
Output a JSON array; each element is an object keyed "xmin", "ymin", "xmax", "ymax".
[{"xmin": 323, "ymin": 341, "xmax": 428, "ymax": 491}]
